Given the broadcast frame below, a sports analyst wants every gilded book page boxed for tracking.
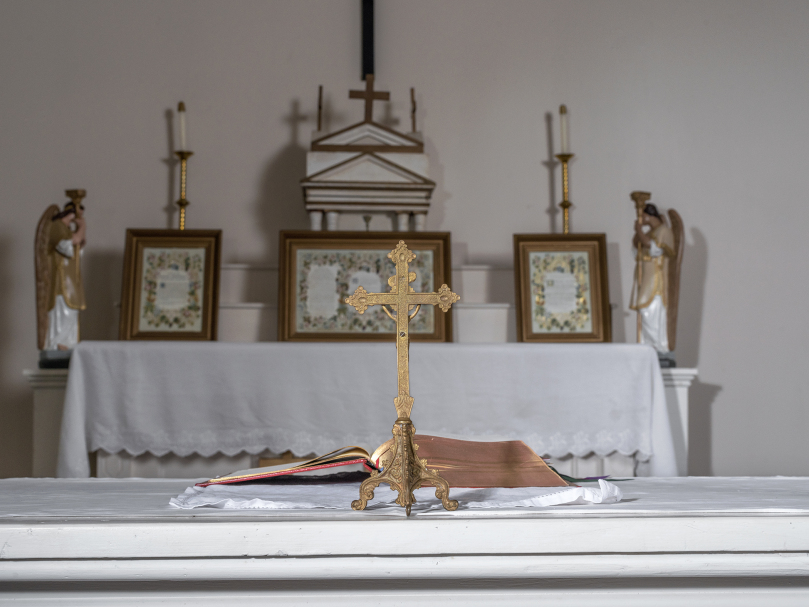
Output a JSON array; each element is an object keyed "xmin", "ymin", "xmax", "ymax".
[
  {"xmin": 138, "ymin": 247, "xmax": 205, "ymax": 332},
  {"xmin": 529, "ymin": 251, "xmax": 592, "ymax": 334},
  {"xmin": 373, "ymin": 435, "xmax": 569, "ymax": 488},
  {"xmin": 295, "ymin": 248, "xmax": 435, "ymax": 333}
]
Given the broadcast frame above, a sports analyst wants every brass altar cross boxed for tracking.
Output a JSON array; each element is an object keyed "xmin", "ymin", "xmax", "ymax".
[
  {"xmin": 345, "ymin": 240, "xmax": 460, "ymax": 515},
  {"xmin": 349, "ymin": 74, "xmax": 390, "ymax": 122}
]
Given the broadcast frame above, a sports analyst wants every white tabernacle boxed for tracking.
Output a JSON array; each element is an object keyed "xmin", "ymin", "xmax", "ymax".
[
  {"xmin": 1, "ymin": 477, "xmax": 808, "ymax": 606},
  {"xmin": 56, "ymin": 341, "xmax": 676, "ymax": 478}
]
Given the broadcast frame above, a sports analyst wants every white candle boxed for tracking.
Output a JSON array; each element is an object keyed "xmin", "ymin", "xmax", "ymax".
[
  {"xmin": 559, "ymin": 104, "xmax": 569, "ymax": 154},
  {"xmin": 178, "ymin": 101, "xmax": 187, "ymax": 151}
]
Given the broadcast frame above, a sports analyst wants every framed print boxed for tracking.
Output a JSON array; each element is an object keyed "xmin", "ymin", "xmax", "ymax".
[
  {"xmin": 513, "ymin": 233, "xmax": 611, "ymax": 343},
  {"xmin": 279, "ymin": 231, "xmax": 452, "ymax": 342},
  {"xmin": 119, "ymin": 229, "xmax": 221, "ymax": 340}
]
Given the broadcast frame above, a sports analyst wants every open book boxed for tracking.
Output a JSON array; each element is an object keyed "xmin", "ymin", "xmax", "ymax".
[{"xmin": 197, "ymin": 435, "xmax": 568, "ymax": 488}]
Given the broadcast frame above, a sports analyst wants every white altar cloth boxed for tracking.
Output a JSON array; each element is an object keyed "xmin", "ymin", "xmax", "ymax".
[
  {"xmin": 2, "ymin": 478, "xmax": 808, "ymax": 606},
  {"xmin": 58, "ymin": 341, "xmax": 675, "ymax": 478},
  {"xmin": 169, "ymin": 479, "xmax": 623, "ymax": 510}
]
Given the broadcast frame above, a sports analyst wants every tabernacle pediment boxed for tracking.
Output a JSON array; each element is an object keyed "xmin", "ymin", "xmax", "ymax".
[
  {"xmin": 311, "ymin": 122, "xmax": 424, "ymax": 153},
  {"xmin": 302, "ymin": 152, "xmax": 435, "ymax": 185}
]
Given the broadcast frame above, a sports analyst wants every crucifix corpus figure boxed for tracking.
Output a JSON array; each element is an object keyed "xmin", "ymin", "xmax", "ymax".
[{"xmin": 345, "ymin": 240, "xmax": 460, "ymax": 515}]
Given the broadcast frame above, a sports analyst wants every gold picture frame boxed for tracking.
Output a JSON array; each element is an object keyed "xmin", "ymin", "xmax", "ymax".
[
  {"xmin": 513, "ymin": 233, "xmax": 611, "ymax": 343},
  {"xmin": 278, "ymin": 231, "xmax": 452, "ymax": 342},
  {"xmin": 119, "ymin": 229, "xmax": 221, "ymax": 341}
]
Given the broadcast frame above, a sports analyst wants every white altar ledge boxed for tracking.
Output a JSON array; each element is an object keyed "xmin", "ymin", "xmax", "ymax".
[
  {"xmin": 58, "ymin": 341, "xmax": 676, "ymax": 478},
  {"xmin": 1, "ymin": 477, "xmax": 808, "ymax": 606}
]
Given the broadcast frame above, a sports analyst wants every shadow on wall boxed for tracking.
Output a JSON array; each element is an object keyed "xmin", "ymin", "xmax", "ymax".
[
  {"xmin": 677, "ymin": 227, "xmax": 707, "ymax": 367},
  {"xmin": 379, "ymin": 101, "xmax": 400, "ymax": 130},
  {"xmin": 542, "ymin": 112, "xmax": 560, "ymax": 233},
  {"xmin": 424, "ymin": 134, "xmax": 447, "ymax": 232},
  {"xmin": 161, "ymin": 108, "xmax": 179, "ymax": 229},
  {"xmin": 676, "ymin": 226, "xmax": 720, "ymax": 475},
  {"xmin": 81, "ymin": 249, "xmax": 124, "ymax": 340},
  {"xmin": 251, "ymin": 99, "xmax": 311, "ymax": 267},
  {"xmin": 0, "ymin": 236, "xmax": 33, "ymax": 477},
  {"xmin": 411, "ymin": 90, "xmax": 448, "ymax": 231},
  {"xmin": 607, "ymin": 242, "xmax": 627, "ymax": 344},
  {"xmin": 688, "ymin": 380, "xmax": 721, "ymax": 475}
]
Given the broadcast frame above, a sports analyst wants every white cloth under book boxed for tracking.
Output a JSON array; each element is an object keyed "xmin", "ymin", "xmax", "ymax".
[
  {"xmin": 170, "ymin": 480, "xmax": 623, "ymax": 512},
  {"xmin": 58, "ymin": 342, "xmax": 674, "ymax": 477}
]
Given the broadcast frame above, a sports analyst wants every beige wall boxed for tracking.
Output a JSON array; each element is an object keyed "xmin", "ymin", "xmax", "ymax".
[{"xmin": 2, "ymin": 0, "xmax": 807, "ymax": 477}]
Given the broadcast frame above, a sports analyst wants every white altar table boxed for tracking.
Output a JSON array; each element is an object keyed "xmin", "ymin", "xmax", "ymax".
[
  {"xmin": 58, "ymin": 341, "xmax": 676, "ymax": 478},
  {"xmin": 1, "ymin": 477, "xmax": 808, "ymax": 606}
]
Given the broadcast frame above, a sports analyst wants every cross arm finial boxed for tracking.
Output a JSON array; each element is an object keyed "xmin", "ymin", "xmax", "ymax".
[{"xmin": 345, "ymin": 285, "xmax": 396, "ymax": 314}]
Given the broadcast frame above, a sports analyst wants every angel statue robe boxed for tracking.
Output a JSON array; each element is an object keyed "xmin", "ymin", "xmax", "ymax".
[
  {"xmin": 630, "ymin": 223, "xmax": 675, "ymax": 353},
  {"xmin": 44, "ymin": 219, "xmax": 86, "ymax": 349}
]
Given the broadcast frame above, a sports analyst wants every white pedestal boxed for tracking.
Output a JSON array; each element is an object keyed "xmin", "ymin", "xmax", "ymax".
[
  {"xmin": 23, "ymin": 369, "xmax": 69, "ymax": 478},
  {"xmin": 661, "ymin": 368, "xmax": 699, "ymax": 476},
  {"xmin": 308, "ymin": 210, "xmax": 323, "ymax": 230}
]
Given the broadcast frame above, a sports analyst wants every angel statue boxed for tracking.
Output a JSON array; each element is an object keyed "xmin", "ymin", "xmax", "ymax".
[
  {"xmin": 35, "ymin": 190, "xmax": 87, "ymax": 365},
  {"xmin": 629, "ymin": 192, "xmax": 684, "ymax": 367}
]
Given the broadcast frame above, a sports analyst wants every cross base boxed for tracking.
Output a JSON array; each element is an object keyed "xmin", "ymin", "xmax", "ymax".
[{"xmin": 351, "ymin": 418, "xmax": 459, "ymax": 516}]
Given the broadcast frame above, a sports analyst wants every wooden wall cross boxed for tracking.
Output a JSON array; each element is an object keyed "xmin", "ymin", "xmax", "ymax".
[
  {"xmin": 349, "ymin": 74, "xmax": 390, "ymax": 123},
  {"xmin": 345, "ymin": 240, "xmax": 460, "ymax": 514}
]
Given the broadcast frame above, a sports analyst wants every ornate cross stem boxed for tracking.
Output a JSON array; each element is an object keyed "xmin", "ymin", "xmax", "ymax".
[{"xmin": 345, "ymin": 240, "xmax": 460, "ymax": 515}]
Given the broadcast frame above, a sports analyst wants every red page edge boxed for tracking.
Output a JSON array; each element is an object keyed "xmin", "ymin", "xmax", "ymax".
[{"xmin": 195, "ymin": 458, "xmax": 374, "ymax": 487}]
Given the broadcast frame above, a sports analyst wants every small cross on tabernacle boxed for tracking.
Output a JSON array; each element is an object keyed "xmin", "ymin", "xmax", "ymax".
[{"xmin": 349, "ymin": 74, "xmax": 390, "ymax": 123}]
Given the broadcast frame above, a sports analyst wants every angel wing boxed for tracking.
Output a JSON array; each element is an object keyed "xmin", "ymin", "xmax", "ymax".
[
  {"xmin": 667, "ymin": 209, "xmax": 685, "ymax": 351},
  {"xmin": 35, "ymin": 205, "xmax": 60, "ymax": 349}
]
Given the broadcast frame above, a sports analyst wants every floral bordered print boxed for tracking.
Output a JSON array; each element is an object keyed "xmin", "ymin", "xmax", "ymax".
[
  {"xmin": 138, "ymin": 247, "xmax": 205, "ymax": 332},
  {"xmin": 295, "ymin": 248, "xmax": 435, "ymax": 333},
  {"xmin": 529, "ymin": 250, "xmax": 592, "ymax": 333}
]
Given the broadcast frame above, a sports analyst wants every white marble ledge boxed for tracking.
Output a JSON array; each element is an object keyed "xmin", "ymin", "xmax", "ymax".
[
  {"xmin": 0, "ymin": 478, "xmax": 808, "ymax": 566},
  {"xmin": 2, "ymin": 477, "xmax": 809, "ymax": 521},
  {"xmin": 2, "ymin": 476, "xmax": 808, "ymax": 603}
]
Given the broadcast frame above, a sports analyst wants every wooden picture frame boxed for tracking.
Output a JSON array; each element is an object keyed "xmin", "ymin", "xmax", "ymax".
[
  {"xmin": 119, "ymin": 229, "xmax": 221, "ymax": 341},
  {"xmin": 513, "ymin": 233, "xmax": 611, "ymax": 343},
  {"xmin": 279, "ymin": 231, "xmax": 452, "ymax": 342}
]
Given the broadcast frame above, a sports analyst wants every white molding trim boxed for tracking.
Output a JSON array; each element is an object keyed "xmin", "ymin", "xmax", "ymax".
[
  {"xmin": 661, "ymin": 367, "xmax": 699, "ymax": 387},
  {"xmin": 3, "ymin": 553, "xmax": 808, "ymax": 583},
  {"xmin": 219, "ymin": 302, "xmax": 277, "ymax": 310},
  {"xmin": 221, "ymin": 263, "xmax": 277, "ymax": 271},
  {"xmin": 218, "ymin": 263, "xmax": 514, "ymax": 272},
  {"xmin": 453, "ymin": 302, "xmax": 513, "ymax": 310},
  {"xmin": 23, "ymin": 368, "xmax": 69, "ymax": 389}
]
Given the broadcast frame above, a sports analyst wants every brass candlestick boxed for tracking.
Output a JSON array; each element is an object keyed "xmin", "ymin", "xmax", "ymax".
[
  {"xmin": 65, "ymin": 189, "xmax": 87, "ymax": 209},
  {"xmin": 555, "ymin": 153, "xmax": 574, "ymax": 234},
  {"xmin": 174, "ymin": 150, "xmax": 193, "ymax": 230}
]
